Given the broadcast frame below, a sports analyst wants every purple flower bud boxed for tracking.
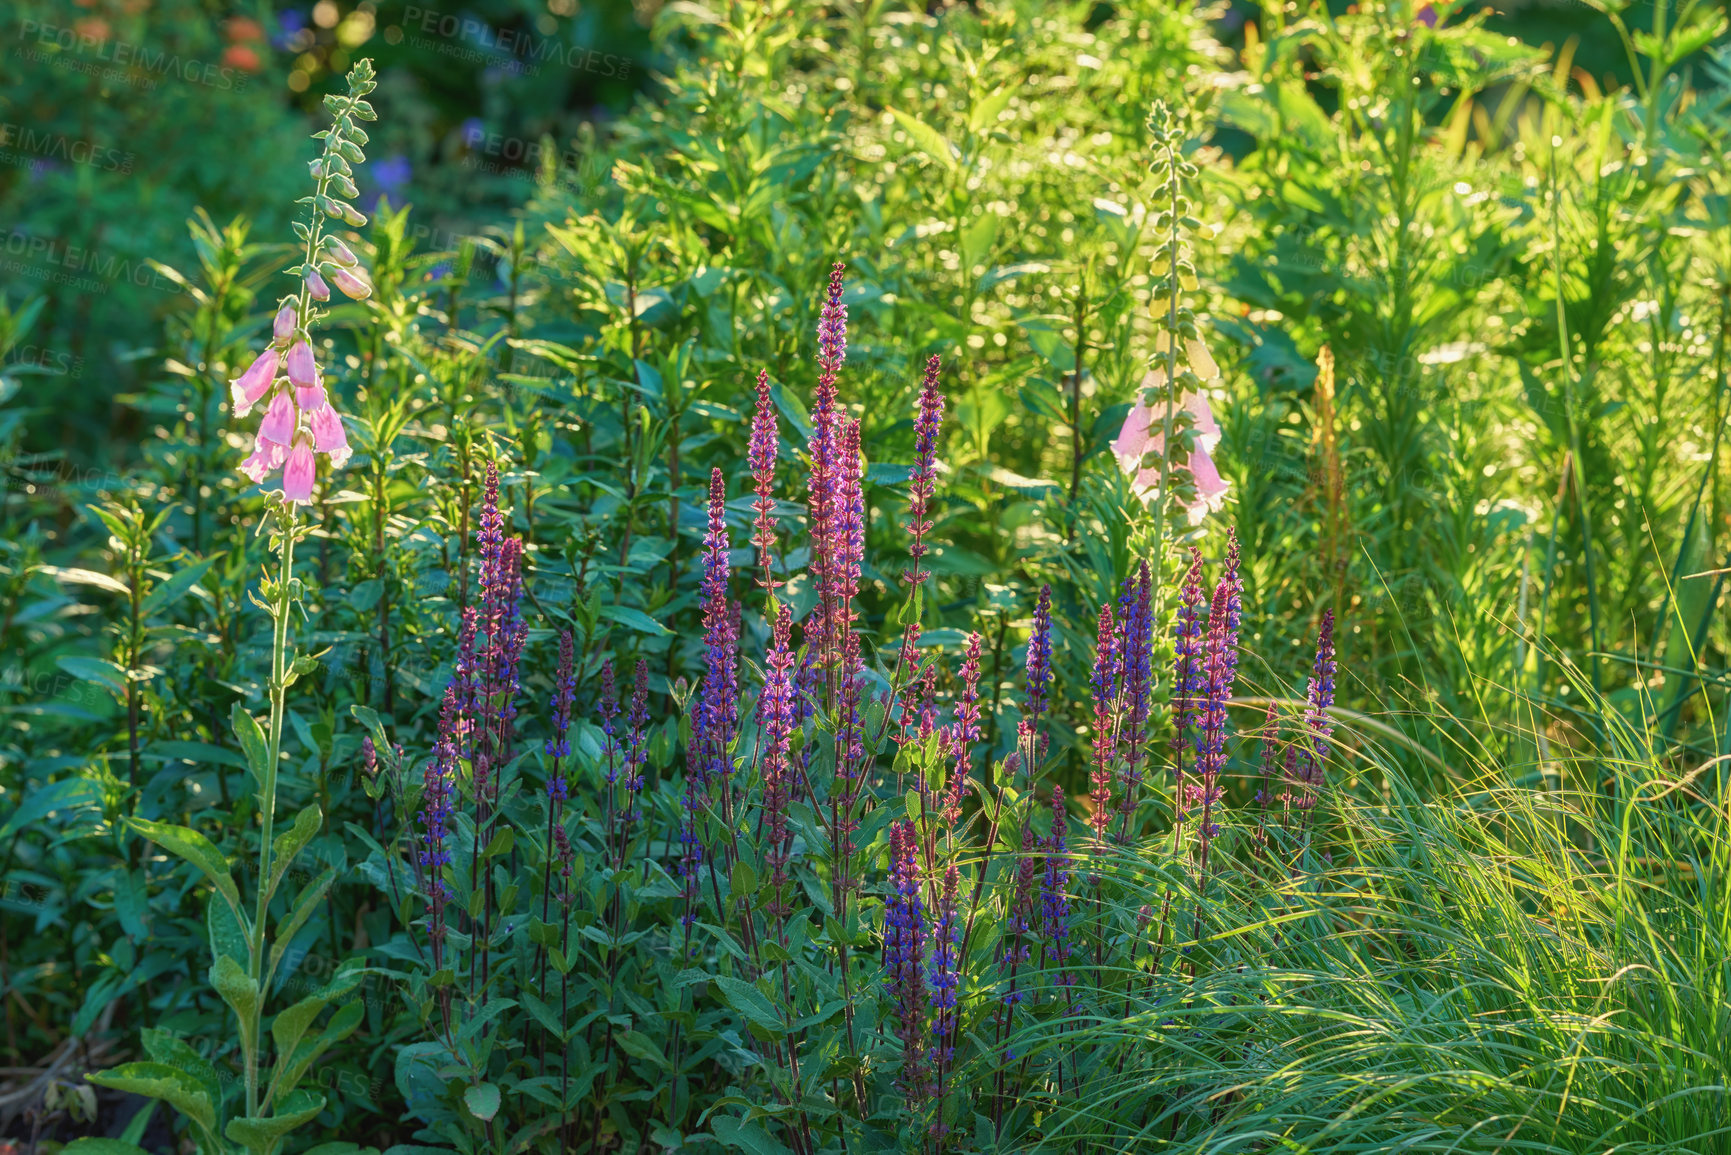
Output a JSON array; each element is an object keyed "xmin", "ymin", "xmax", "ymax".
[
  {"xmin": 272, "ymin": 302, "xmax": 298, "ymax": 347},
  {"xmin": 331, "ymin": 266, "xmax": 372, "ymax": 300},
  {"xmin": 324, "ymin": 237, "xmax": 359, "ymax": 267},
  {"xmin": 306, "ymin": 267, "xmax": 331, "ymax": 302}
]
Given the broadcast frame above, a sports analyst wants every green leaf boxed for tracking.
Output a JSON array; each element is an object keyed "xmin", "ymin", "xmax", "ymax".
[
  {"xmin": 888, "ymin": 108, "xmax": 958, "ymax": 171},
  {"xmin": 349, "ymin": 704, "xmax": 390, "ymax": 758},
  {"xmin": 712, "ymin": 975, "xmax": 783, "ymax": 1033},
  {"xmin": 464, "ymin": 1082, "xmax": 502, "ymax": 1122},
  {"xmin": 232, "ymin": 702, "xmax": 271, "ymax": 787},
  {"xmin": 225, "ymin": 1089, "xmax": 325, "ymax": 1155},
  {"xmin": 483, "ymin": 827, "xmax": 515, "ymax": 859},
  {"xmin": 614, "ymin": 1030, "xmax": 670, "ymax": 1071},
  {"xmin": 208, "ymin": 888, "xmax": 250, "ymax": 965},
  {"xmin": 56, "ymin": 655, "xmax": 128, "ymax": 696},
  {"xmin": 711, "ymin": 1116, "xmax": 793, "ymax": 1155},
  {"xmin": 61, "ymin": 1141, "xmax": 152, "ymax": 1155},
  {"xmin": 86, "ymin": 1062, "xmax": 216, "ymax": 1136},
  {"xmin": 597, "ymin": 604, "xmax": 671, "ymax": 636},
  {"xmin": 730, "ymin": 859, "xmax": 758, "ymax": 898},
  {"xmin": 272, "ymin": 998, "xmax": 363, "ymax": 1106},
  {"xmin": 140, "ymin": 556, "xmax": 215, "ymax": 617},
  {"xmin": 129, "ymin": 817, "xmax": 241, "ymax": 918},
  {"xmin": 270, "ymin": 971, "xmax": 361, "ymax": 1074},
  {"xmin": 269, "ymin": 868, "xmax": 337, "ymax": 978},
  {"xmin": 267, "ymin": 805, "xmax": 324, "ymax": 904},
  {"xmin": 0, "ymin": 777, "xmax": 102, "ymax": 841},
  {"xmin": 211, "ymin": 954, "xmax": 261, "ymax": 1058}
]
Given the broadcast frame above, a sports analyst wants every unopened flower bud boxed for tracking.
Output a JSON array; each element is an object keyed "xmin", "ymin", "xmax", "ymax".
[
  {"xmin": 319, "ymin": 196, "xmax": 345, "ymax": 220},
  {"xmin": 306, "ymin": 268, "xmax": 331, "ymax": 301},
  {"xmin": 332, "ymin": 174, "xmax": 359, "ymax": 199},
  {"xmin": 308, "ymin": 159, "xmax": 325, "ymax": 179},
  {"xmin": 324, "ymin": 238, "xmax": 358, "ymax": 267},
  {"xmin": 337, "ymin": 201, "xmax": 367, "ymax": 228},
  {"xmin": 272, "ymin": 302, "xmax": 297, "ymax": 347},
  {"xmin": 331, "ymin": 266, "xmax": 373, "ymax": 300}
]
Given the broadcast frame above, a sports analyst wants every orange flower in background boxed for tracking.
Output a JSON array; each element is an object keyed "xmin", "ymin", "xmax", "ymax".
[
  {"xmin": 226, "ymin": 16, "xmax": 265, "ymax": 41},
  {"xmin": 223, "ymin": 42, "xmax": 262, "ymax": 71},
  {"xmin": 73, "ymin": 16, "xmax": 110, "ymax": 40}
]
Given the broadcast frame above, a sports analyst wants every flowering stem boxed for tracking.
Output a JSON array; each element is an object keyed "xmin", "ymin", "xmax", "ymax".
[{"xmin": 247, "ymin": 503, "xmax": 298, "ymax": 1120}]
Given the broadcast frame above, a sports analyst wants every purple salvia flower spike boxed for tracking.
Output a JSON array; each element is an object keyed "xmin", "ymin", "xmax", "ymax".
[
  {"xmin": 1298, "ymin": 610, "xmax": 1337, "ymax": 822},
  {"xmin": 1088, "ymin": 602, "xmax": 1117, "ymax": 839},
  {"xmin": 884, "ymin": 819, "xmax": 928, "ymax": 1100},
  {"xmin": 1170, "ymin": 546, "xmax": 1206, "ymax": 835},
  {"xmin": 748, "ymin": 368, "xmax": 781, "ymax": 586}
]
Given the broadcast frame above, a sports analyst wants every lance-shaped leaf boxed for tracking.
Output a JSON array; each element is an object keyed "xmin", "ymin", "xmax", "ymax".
[
  {"xmin": 128, "ymin": 817, "xmax": 242, "ymax": 922},
  {"xmin": 86, "ymin": 1062, "xmax": 218, "ymax": 1145},
  {"xmin": 267, "ymin": 867, "xmax": 337, "ymax": 985},
  {"xmin": 232, "ymin": 702, "xmax": 271, "ymax": 789},
  {"xmin": 265, "ymin": 804, "xmax": 324, "ymax": 907},
  {"xmin": 271, "ymin": 997, "xmax": 364, "ymax": 1107},
  {"xmin": 225, "ymin": 1089, "xmax": 326, "ymax": 1155},
  {"xmin": 211, "ymin": 954, "xmax": 261, "ymax": 1067}
]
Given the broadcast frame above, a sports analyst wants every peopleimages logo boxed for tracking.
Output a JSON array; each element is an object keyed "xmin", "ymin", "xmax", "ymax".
[
  {"xmin": 0, "ymin": 123, "xmax": 134, "ymax": 173},
  {"xmin": 398, "ymin": 6, "xmax": 630, "ymax": 78},
  {"xmin": 17, "ymin": 20, "xmax": 250, "ymax": 92}
]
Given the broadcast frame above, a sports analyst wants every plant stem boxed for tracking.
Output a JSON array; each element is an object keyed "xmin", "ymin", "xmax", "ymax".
[{"xmin": 248, "ymin": 505, "xmax": 297, "ymax": 1120}]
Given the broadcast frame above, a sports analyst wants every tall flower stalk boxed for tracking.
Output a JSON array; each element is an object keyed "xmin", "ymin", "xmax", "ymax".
[{"xmin": 97, "ymin": 61, "xmax": 379, "ymax": 1153}]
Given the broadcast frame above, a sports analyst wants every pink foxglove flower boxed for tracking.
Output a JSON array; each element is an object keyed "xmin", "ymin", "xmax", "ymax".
[
  {"xmin": 331, "ymin": 266, "xmax": 372, "ymax": 300},
  {"xmin": 272, "ymin": 302, "xmax": 297, "ymax": 347},
  {"xmin": 285, "ymin": 340, "xmax": 319, "ymax": 390},
  {"xmin": 306, "ymin": 268, "xmax": 331, "ymax": 301},
  {"xmin": 281, "ymin": 439, "xmax": 317, "ymax": 504},
  {"xmin": 229, "ymin": 348, "xmax": 280, "ymax": 418},
  {"xmin": 1111, "ymin": 370, "xmax": 1229, "ymax": 525},
  {"xmin": 307, "ymin": 403, "xmax": 350, "ymax": 468},
  {"xmin": 239, "ymin": 434, "xmax": 287, "ymax": 484},
  {"xmin": 258, "ymin": 389, "xmax": 298, "ymax": 448}
]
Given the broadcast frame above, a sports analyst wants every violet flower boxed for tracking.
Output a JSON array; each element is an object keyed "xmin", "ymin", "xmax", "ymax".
[
  {"xmin": 1190, "ymin": 577, "xmax": 1240, "ymax": 854},
  {"xmin": 1170, "ymin": 547, "xmax": 1205, "ymax": 832},
  {"xmin": 759, "ymin": 603, "xmax": 797, "ymax": 924},
  {"xmin": 806, "ymin": 262, "xmax": 848, "ymax": 656},
  {"xmin": 598, "ymin": 658, "xmax": 620, "ymax": 786},
  {"xmin": 943, "ymin": 632, "xmax": 983, "ymax": 824},
  {"xmin": 748, "ymin": 368, "xmax": 780, "ymax": 584},
  {"xmin": 927, "ymin": 863, "xmax": 961, "ymax": 1130},
  {"xmin": 1115, "ymin": 563, "xmax": 1154, "ymax": 838},
  {"xmin": 1088, "ymin": 602, "xmax": 1117, "ymax": 839},
  {"xmin": 694, "ymin": 468, "xmax": 739, "ymax": 787},
  {"xmin": 905, "ymin": 354, "xmax": 944, "ymax": 588},
  {"xmin": 1040, "ymin": 788, "xmax": 1076, "ymax": 1002},
  {"xmin": 624, "ymin": 659, "xmax": 649, "ymax": 793},
  {"xmin": 884, "ymin": 819, "xmax": 928, "ymax": 1099},
  {"xmin": 544, "ymin": 629, "xmax": 575, "ymax": 795},
  {"xmin": 1296, "ymin": 610, "xmax": 1337, "ymax": 820}
]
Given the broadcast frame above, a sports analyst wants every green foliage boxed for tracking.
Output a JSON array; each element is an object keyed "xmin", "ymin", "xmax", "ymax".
[{"xmin": 2, "ymin": 0, "xmax": 1730, "ymax": 1152}]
